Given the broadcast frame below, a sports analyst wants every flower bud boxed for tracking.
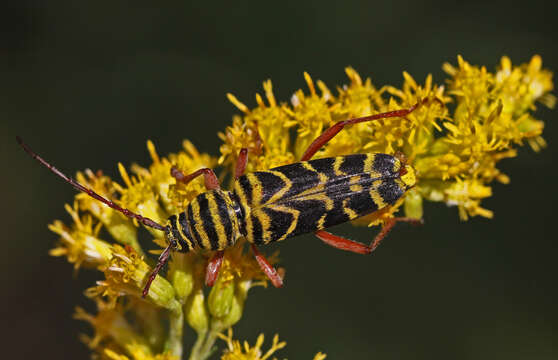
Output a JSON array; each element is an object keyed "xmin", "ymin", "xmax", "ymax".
[
  {"xmin": 185, "ymin": 288, "xmax": 209, "ymax": 334},
  {"xmin": 214, "ymin": 280, "xmax": 250, "ymax": 329},
  {"xmin": 208, "ymin": 279, "xmax": 234, "ymax": 318},
  {"xmin": 404, "ymin": 188, "xmax": 423, "ymax": 220},
  {"xmin": 169, "ymin": 253, "xmax": 194, "ymax": 304}
]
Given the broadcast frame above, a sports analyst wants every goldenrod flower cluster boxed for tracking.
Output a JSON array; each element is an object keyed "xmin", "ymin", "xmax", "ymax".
[
  {"xmin": 48, "ymin": 56, "xmax": 552, "ymax": 360},
  {"xmin": 221, "ymin": 55, "xmax": 554, "ymax": 221}
]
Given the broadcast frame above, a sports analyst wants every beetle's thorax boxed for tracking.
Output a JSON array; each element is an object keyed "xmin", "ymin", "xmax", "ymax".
[{"xmin": 166, "ymin": 189, "xmax": 244, "ymax": 252}]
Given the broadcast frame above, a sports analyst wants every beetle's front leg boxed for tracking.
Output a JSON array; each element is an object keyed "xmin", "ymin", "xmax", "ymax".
[
  {"xmin": 205, "ymin": 250, "xmax": 225, "ymax": 286},
  {"xmin": 235, "ymin": 148, "xmax": 248, "ymax": 179},
  {"xmin": 171, "ymin": 167, "xmax": 220, "ymax": 190}
]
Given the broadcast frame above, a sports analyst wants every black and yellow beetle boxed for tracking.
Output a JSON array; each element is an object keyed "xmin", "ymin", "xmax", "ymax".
[{"xmin": 17, "ymin": 100, "xmax": 426, "ymax": 297}]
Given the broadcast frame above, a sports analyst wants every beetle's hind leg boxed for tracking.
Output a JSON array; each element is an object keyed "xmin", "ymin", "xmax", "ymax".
[
  {"xmin": 300, "ymin": 102, "xmax": 424, "ymax": 161},
  {"xmin": 315, "ymin": 217, "xmax": 423, "ymax": 254}
]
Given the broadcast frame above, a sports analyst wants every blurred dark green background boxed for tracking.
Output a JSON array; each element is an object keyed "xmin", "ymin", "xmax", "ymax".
[{"xmin": 1, "ymin": 1, "xmax": 556, "ymax": 359}]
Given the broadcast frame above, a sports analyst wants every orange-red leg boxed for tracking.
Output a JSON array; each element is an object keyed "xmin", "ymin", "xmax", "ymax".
[
  {"xmin": 315, "ymin": 217, "xmax": 423, "ymax": 254},
  {"xmin": 235, "ymin": 148, "xmax": 248, "ymax": 179},
  {"xmin": 205, "ymin": 250, "xmax": 225, "ymax": 286},
  {"xmin": 251, "ymin": 244, "xmax": 283, "ymax": 288},
  {"xmin": 171, "ymin": 167, "xmax": 220, "ymax": 190},
  {"xmin": 301, "ymin": 101, "xmax": 425, "ymax": 161}
]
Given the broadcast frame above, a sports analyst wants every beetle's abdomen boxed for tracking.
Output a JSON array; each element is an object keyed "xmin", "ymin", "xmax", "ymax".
[{"xmin": 233, "ymin": 154, "xmax": 411, "ymax": 245}]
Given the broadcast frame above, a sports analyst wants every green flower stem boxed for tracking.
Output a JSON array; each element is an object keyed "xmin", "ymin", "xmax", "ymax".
[
  {"xmin": 166, "ymin": 300, "xmax": 184, "ymax": 357},
  {"xmin": 189, "ymin": 329, "xmax": 207, "ymax": 360},
  {"xmin": 195, "ymin": 329, "xmax": 221, "ymax": 360}
]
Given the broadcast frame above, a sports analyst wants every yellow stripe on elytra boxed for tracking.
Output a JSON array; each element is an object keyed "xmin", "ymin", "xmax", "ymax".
[
  {"xmin": 233, "ymin": 180, "xmax": 253, "ymax": 243},
  {"xmin": 256, "ymin": 208, "xmax": 273, "ymax": 243},
  {"xmin": 190, "ymin": 197, "xmax": 211, "ymax": 249},
  {"xmin": 296, "ymin": 192, "xmax": 334, "ymax": 211},
  {"xmin": 370, "ymin": 179, "xmax": 387, "ymax": 210},
  {"xmin": 333, "ymin": 157, "xmax": 346, "ymax": 176},
  {"xmin": 363, "ymin": 154, "xmax": 375, "ymax": 172},
  {"xmin": 245, "ymin": 173, "xmax": 263, "ymax": 205},
  {"xmin": 265, "ymin": 170, "xmax": 292, "ymax": 204},
  {"xmin": 270, "ymin": 205, "xmax": 300, "ymax": 242},
  {"xmin": 342, "ymin": 198, "xmax": 359, "ymax": 219},
  {"xmin": 299, "ymin": 161, "xmax": 334, "ymax": 208},
  {"xmin": 317, "ymin": 213, "xmax": 327, "ymax": 230},
  {"xmin": 349, "ymin": 175, "xmax": 361, "ymax": 184},
  {"xmin": 206, "ymin": 192, "xmax": 228, "ymax": 250},
  {"xmin": 240, "ymin": 173, "xmax": 273, "ymax": 241},
  {"xmin": 223, "ymin": 193, "xmax": 240, "ymax": 240},
  {"xmin": 364, "ymin": 154, "xmax": 382, "ymax": 179},
  {"xmin": 350, "ymin": 184, "xmax": 363, "ymax": 192},
  {"xmin": 302, "ymin": 161, "xmax": 329, "ymax": 184}
]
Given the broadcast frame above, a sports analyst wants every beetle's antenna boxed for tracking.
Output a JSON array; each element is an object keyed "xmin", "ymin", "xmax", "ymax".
[
  {"xmin": 16, "ymin": 136, "xmax": 166, "ymax": 231},
  {"xmin": 142, "ymin": 242, "xmax": 173, "ymax": 298}
]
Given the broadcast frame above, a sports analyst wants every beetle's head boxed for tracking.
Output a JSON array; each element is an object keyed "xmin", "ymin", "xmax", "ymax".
[
  {"xmin": 394, "ymin": 151, "xmax": 416, "ymax": 189},
  {"xmin": 399, "ymin": 164, "xmax": 416, "ymax": 189}
]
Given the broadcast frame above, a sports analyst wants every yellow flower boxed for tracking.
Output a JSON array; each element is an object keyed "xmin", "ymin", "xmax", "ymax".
[
  {"xmin": 103, "ymin": 348, "xmax": 179, "ymax": 360},
  {"xmin": 49, "ymin": 202, "xmax": 113, "ymax": 269},
  {"xmin": 74, "ymin": 300, "xmax": 153, "ymax": 357},
  {"xmin": 148, "ymin": 139, "xmax": 217, "ymax": 213},
  {"xmin": 286, "ymin": 73, "xmax": 333, "ymax": 158},
  {"xmin": 219, "ymin": 328, "xmax": 286, "ymax": 360},
  {"xmin": 220, "ymin": 83, "xmax": 295, "ymax": 174},
  {"xmin": 114, "ymin": 163, "xmax": 168, "ymax": 238},
  {"xmin": 75, "ymin": 169, "xmax": 141, "ymax": 254},
  {"xmin": 218, "ymin": 238, "xmax": 279, "ymax": 285},
  {"xmin": 225, "ymin": 55, "xmax": 552, "ymax": 221},
  {"xmin": 92, "ymin": 245, "xmax": 178, "ymax": 310},
  {"xmin": 218, "ymin": 328, "xmax": 326, "ymax": 360}
]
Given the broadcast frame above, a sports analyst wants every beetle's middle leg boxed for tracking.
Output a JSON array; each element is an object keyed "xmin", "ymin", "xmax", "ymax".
[
  {"xmin": 250, "ymin": 244, "xmax": 283, "ymax": 288},
  {"xmin": 315, "ymin": 217, "xmax": 423, "ymax": 254}
]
